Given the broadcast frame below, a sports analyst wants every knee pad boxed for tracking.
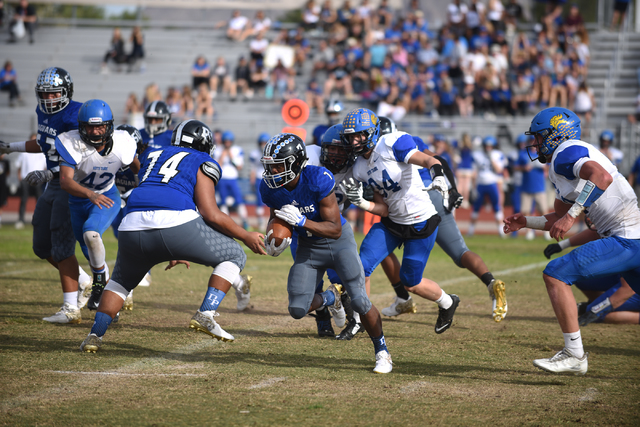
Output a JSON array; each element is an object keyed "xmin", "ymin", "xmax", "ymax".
[
  {"xmin": 83, "ymin": 231, "xmax": 102, "ymax": 251},
  {"xmin": 350, "ymin": 295, "xmax": 372, "ymax": 315},
  {"xmin": 288, "ymin": 306, "xmax": 307, "ymax": 320}
]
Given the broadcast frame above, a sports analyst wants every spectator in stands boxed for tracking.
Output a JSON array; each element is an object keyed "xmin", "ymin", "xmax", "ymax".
[
  {"xmin": 573, "ymin": 81, "xmax": 595, "ymax": 129},
  {"xmin": 434, "ymin": 74, "xmax": 458, "ymax": 116},
  {"xmin": 209, "ymin": 56, "xmax": 233, "ymax": 99},
  {"xmin": 0, "ymin": 1, "xmax": 5, "ymax": 27},
  {"xmin": 504, "ymin": 0, "xmax": 524, "ymax": 30},
  {"xmin": 191, "ymin": 55, "xmax": 211, "ymax": 91},
  {"xmin": 487, "ymin": 0, "xmax": 505, "ymax": 32},
  {"xmin": 233, "ymin": 56, "xmax": 253, "ymax": 100},
  {"xmin": 373, "ymin": 0, "xmax": 393, "ymax": 28},
  {"xmin": 319, "ymin": 0, "xmax": 338, "ymax": 31},
  {"xmin": 101, "ymin": 27, "xmax": 127, "ymax": 73},
  {"xmin": 194, "ymin": 83, "xmax": 214, "ymax": 121},
  {"xmin": 8, "ymin": 0, "xmax": 36, "ymax": 44},
  {"xmin": 337, "ymin": 1, "xmax": 356, "ymax": 26},
  {"xmin": 448, "ymin": 0, "xmax": 468, "ymax": 35},
  {"xmin": 127, "ymin": 26, "xmax": 145, "ymax": 72},
  {"xmin": 143, "ymin": 82, "xmax": 162, "ymax": 107},
  {"xmin": 564, "ymin": 3, "xmax": 584, "ymax": 36},
  {"xmin": 165, "ymin": 86, "xmax": 182, "ymax": 117},
  {"xmin": 324, "ymin": 52, "xmax": 354, "ymax": 99},
  {"xmin": 311, "ymin": 38, "xmax": 335, "ymax": 76},
  {"xmin": 282, "ymin": 75, "xmax": 301, "ymax": 104},
  {"xmin": 271, "ymin": 59, "xmax": 292, "ymax": 101},
  {"xmin": 457, "ymin": 75, "xmax": 476, "ymax": 117},
  {"xmin": 290, "ymin": 27, "xmax": 312, "ymax": 75},
  {"xmin": 123, "ymin": 92, "xmax": 144, "ymax": 128},
  {"xmin": 0, "ymin": 60, "xmax": 22, "ymax": 107},
  {"xmin": 249, "ymin": 31, "xmax": 269, "ymax": 61},
  {"xmin": 305, "ymin": 78, "xmax": 324, "ymax": 112},
  {"xmin": 611, "ymin": 0, "xmax": 631, "ymax": 31},
  {"xmin": 249, "ymin": 59, "xmax": 269, "ymax": 97},
  {"xmin": 180, "ymin": 84, "xmax": 195, "ymax": 117},
  {"xmin": 511, "ymin": 72, "xmax": 532, "ymax": 116},
  {"xmin": 15, "ymin": 133, "xmax": 46, "ymax": 229},
  {"xmin": 241, "ymin": 10, "xmax": 271, "ymax": 41},
  {"xmin": 302, "ymin": 0, "xmax": 321, "ymax": 30},
  {"xmin": 221, "ymin": 10, "xmax": 249, "ymax": 42}
]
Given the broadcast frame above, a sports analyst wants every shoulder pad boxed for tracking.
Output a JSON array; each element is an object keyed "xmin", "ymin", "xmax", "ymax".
[{"xmin": 201, "ymin": 161, "xmax": 221, "ymax": 185}]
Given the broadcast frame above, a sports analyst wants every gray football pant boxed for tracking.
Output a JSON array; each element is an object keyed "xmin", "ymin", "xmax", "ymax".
[
  {"xmin": 287, "ymin": 223, "xmax": 371, "ymax": 319},
  {"xmin": 429, "ymin": 190, "xmax": 470, "ymax": 267}
]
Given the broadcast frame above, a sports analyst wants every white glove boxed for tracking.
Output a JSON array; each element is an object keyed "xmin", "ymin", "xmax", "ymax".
[
  {"xmin": 275, "ymin": 204, "xmax": 307, "ymax": 227},
  {"xmin": 424, "ymin": 176, "xmax": 448, "ymax": 198},
  {"xmin": 0, "ymin": 141, "xmax": 10, "ymax": 154},
  {"xmin": 265, "ymin": 235, "xmax": 291, "ymax": 257},
  {"xmin": 25, "ymin": 170, "xmax": 54, "ymax": 186},
  {"xmin": 339, "ymin": 177, "xmax": 371, "ymax": 210}
]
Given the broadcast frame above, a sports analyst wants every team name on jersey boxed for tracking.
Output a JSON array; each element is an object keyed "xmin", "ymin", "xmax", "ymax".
[
  {"xmin": 116, "ymin": 177, "xmax": 136, "ymax": 188},
  {"xmin": 292, "ymin": 200, "xmax": 315, "ymax": 214},
  {"xmin": 38, "ymin": 124, "xmax": 57, "ymax": 137}
]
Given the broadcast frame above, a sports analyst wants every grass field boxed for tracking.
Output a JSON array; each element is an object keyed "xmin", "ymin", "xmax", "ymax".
[{"xmin": 1, "ymin": 225, "xmax": 639, "ymax": 426}]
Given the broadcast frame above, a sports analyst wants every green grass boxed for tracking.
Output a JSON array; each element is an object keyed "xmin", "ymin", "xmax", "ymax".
[{"xmin": 0, "ymin": 226, "xmax": 638, "ymax": 426}]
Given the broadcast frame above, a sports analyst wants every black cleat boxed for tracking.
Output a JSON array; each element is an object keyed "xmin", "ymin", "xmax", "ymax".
[
  {"xmin": 336, "ymin": 318, "xmax": 364, "ymax": 340},
  {"xmin": 315, "ymin": 306, "xmax": 334, "ymax": 337},
  {"xmin": 435, "ymin": 294, "xmax": 459, "ymax": 334},
  {"xmin": 87, "ymin": 273, "xmax": 107, "ymax": 311}
]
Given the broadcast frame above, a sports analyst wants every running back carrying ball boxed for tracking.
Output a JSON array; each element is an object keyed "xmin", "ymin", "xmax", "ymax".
[{"xmin": 266, "ymin": 217, "xmax": 292, "ymax": 246}]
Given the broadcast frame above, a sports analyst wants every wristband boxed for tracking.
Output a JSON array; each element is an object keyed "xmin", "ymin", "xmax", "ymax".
[
  {"xmin": 567, "ymin": 203, "xmax": 585, "ymax": 218},
  {"xmin": 430, "ymin": 164, "xmax": 444, "ymax": 179},
  {"xmin": 355, "ymin": 200, "xmax": 372, "ymax": 211},
  {"xmin": 559, "ymin": 239, "xmax": 571, "ymax": 250},
  {"xmin": 525, "ymin": 216, "xmax": 547, "ymax": 230},
  {"xmin": 10, "ymin": 141, "xmax": 27, "ymax": 152}
]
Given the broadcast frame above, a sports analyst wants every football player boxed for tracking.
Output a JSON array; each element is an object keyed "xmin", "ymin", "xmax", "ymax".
[
  {"xmin": 80, "ymin": 119, "xmax": 265, "ymax": 353},
  {"xmin": 56, "ymin": 100, "xmax": 139, "ymax": 311},
  {"xmin": 139, "ymin": 100, "xmax": 173, "ymax": 152},
  {"xmin": 0, "ymin": 67, "xmax": 93, "ymax": 323},
  {"xmin": 340, "ymin": 108, "xmax": 461, "ymax": 335},
  {"xmin": 249, "ymin": 132, "xmax": 271, "ymax": 231},
  {"xmin": 213, "ymin": 130, "xmax": 250, "ymax": 230},
  {"xmin": 504, "ymin": 107, "xmax": 640, "ymax": 374},
  {"xmin": 260, "ymin": 133, "xmax": 393, "ymax": 373}
]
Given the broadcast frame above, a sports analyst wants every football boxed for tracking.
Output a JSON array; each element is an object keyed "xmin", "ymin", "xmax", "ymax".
[{"xmin": 266, "ymin": 217, "xmax": 293, "ymax": 246}]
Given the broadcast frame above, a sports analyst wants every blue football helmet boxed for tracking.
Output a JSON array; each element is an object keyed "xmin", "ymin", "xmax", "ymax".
[
  {"xmin": 257, "ymin": 132, "xmax": 270, "ymax": 145},
  {"xmin": 222, "ymin": 131, "xmax": 235, "ymax": 143},
  {"xmin": 378, "ymin": 116, "xmax": 397, "ymax": 136},
  {"xmin": 600, "ymin": 130, "xmax": 614, "ymax": 146},
  {"xmin": 261, "ymin": 133, "xmax": 307, "ymax": 189},
  {"xmin": 320, "ymin": 124, "xmax": 353, "ymax": 172},
  {"xmin": 342, "ymin": 108, "xmax": 380, "ymax": 156},
  {"xmin": 116, "ymin": 124, "xmax": 145, "ymax": 156},
  {"xmin": 78, "ymin": 99, "xmax": 114, "ymax": 148},
  {"xmin": 171, "ymin": 119, "xmax": 214, "ymax": 156},
  {"xmin": 482, "ymin": 135, "xmax": 497, "ymax": 147},
  {"xmin": 35, "ymin": 67, "xmax": 74, "ymax": 114},
  {"xmin": 526, "ymin": 107, "xmax": 581, "ymax": 163}
]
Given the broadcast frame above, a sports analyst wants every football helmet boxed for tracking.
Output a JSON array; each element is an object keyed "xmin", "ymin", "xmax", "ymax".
[
  {"xmin": 320, "ymin": 124, "xmax": 353, "ymax": 172},
  {"xmin": 261, "ymin": 133, "xmax": 308, "ymax": 189},
  {"xmin": 515, "ymin": 133, "xmax": 531, "ymax": 146},
  {"xmin": 35, "ymin": 67, "xmax": 74, "ymax": 114},
  {"xmin": 599, "ymin": 130, "xmax": 614, "ymax": 147},
  {"xmin": 116, "ymin": 124, "xmax": 145, "ymax": 156},
  {"xmin": 222, "ymin": 131, "xmax": 235, "ymax": 143},
  {"xmin": 78, "ymin": 99, "xmax": 114, "ymax": 148},
  {"xmin": 526, "ymin": 107, "xmax": 581, "ymax": 163},
  {"xmin": 144, "ymin": 101, "xmax": 172, "ymax": 136},
  {"xmin": 257, "ymin": 132, "xmax": 270, "ymax": 145},
  {"xmin": 482, "ymin": 135, "xmax": 497, "ymax": 147},
  {"xmin": 171, "ymin": 119, "xmax": 214, "ymax": 156},
  {"xmin": 378, "ymin": 116, "xmax": 397, "ymax": 136},
  {"xmin": 342, "ymin": 108, "xmax": 380, "ymax": 156},
  {"xmin": 325, "ymin": 99, "xmax": 344, "ymax": 125}
]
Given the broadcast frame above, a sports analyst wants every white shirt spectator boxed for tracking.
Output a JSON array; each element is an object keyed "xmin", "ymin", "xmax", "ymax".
[
  {"xmin": 16, "ymin": 152, "xmax": 46, "ymax": 180},
  {"xmin": 448, "ymin": 2, "xmax": 468, "ymax": 25},
  {"xmin": 229, "ymin": 14, "xmax": 249, "ymax": 31}
]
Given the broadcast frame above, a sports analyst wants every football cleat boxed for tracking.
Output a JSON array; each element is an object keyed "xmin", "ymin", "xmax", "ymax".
[
  {"xmin": 43, "ymin": 302, "xmax": 81, "ymax": 324},
  {"xmin": 138, "ymin": 272, "xmax": 152, "ymax": 287},
  {"xmin": 87, "ymin": 272, "xmax": 107, "ymax": 311},
  {"xmin": 189, "ymin": 310, "xmax": 234, "ymax": 342},
  {"xmin": 336, "ymin": 318, "xmax": 364, "ymax": 341},
  {"xmin": 235, "ymin": 274, "xmax": 252, "ymax": 311},
  {"xmin": 373, "ymin": 350, "xmax": 393, "ymax": 374},
  {"xmin": 315, "ymin": 307, "xmax": 334, "ymax": 337},
  {"xmin": 381, "ymin": 296, "xmax": 417, "ymax": 317},
  {"xmin": 488, "ymin": 279, "xmax": 508, "ymax": 322},
  {"xmin": 80, "ymin": 333, "xmax": 102, "ymax": 353},
  {"xmin": 326, "ymin": 284, "xmax": 346, "ymax": 328},
  {"xmin": 533, "ymin": 348, "xmax": 588, "ymax": 375},
  {"xmin": 77, "ymin": 278, "xmax": 93, "ymax": 310},
  {"xmin": 123, "ymin": 292, "xmax": 133, "ymax": 311},
  {"xmin": 435, "ymin": 294, "xmax": 460, "ymax": 334}
]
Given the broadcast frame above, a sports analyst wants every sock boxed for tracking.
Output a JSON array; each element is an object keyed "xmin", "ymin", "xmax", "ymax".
[
  {"xmin": 321, "ymin": 289, "xmax": 335, "ymax": 307},
  {"xmin": 392, "ymin": 281, "xmax": 410, "ymax": 300},
  {"xmin": 435, "ymin": 290, "xmax": 453, "ymax": 309},
  {"xmin": 200, "ymin": 287, "xmax": 226, "ymax": 312},
  {"xmin": 63, "ymin": 291, "xmax": 78, "ymax": 308},
  {"xmin": 92, "ymin": 265, "xmax": 110, "ymax": 282},
  {"xmin": 563, "ymin": 331, "xmax": 584, "ymax": 358},
  {"xmin": 78, "ymin": 267, "xmax": 91, "ymax": 285},
  {"xmin": 341, "ymin": 291, "xmax": 354, "ymax": 322},
  {"xmin": 353, "ymin": 311, "xmax": 361, "ymax": 323},
  {"xmin": 230, "ymin": 275, "xmax": 243, "ymax": 291},
  {"xmin": 91, "ymin": 312, "xmax": 113, "ymax": 337},
  {"xmin": 481, "ymin": 272, "xmax": 495, "ymax": 287},
  {"xmin": 370, "ymin": 333, "xmax": 388, "ymax": 354}
]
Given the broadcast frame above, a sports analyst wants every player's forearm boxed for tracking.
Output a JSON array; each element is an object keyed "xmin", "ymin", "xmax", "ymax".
[
  {"xmin": 609, "ymin": 280, "xmax": 636, "ymax": 310},
  {"xmin": 568, "ymin": 228, "xmax": 600, "ymax": 247},
  {"xmin": 60, "ymin": 178, "xmax": 95, "ymax": 199},
  {"xmin": 302, "ymin": 219, "xmax": 342, "ymax": 240}
]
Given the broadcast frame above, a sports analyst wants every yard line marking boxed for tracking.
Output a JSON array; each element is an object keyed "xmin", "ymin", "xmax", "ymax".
[
  {"xmin": 50, "ymin": 371, "xmax": 206, "ymax": 377},
  {"xmin": 248, "ymin": 377, "xmax": 286, "ymax": 389}
]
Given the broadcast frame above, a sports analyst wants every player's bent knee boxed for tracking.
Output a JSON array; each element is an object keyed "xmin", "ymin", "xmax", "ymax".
[
  {"xmin": 350, "ymin": 296, "xmax": 372, "ymax": 315},
  {"xmin": 83, "ymin": 231, "xmax": 102, "ymax": 250},
  {"xmin": 288, "ymin": 306, "xmax": 307, "ymax": 319}
]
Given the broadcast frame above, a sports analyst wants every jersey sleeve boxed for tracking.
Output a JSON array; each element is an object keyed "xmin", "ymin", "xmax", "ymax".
[
  {"xmin": 54, "ymin": 134, "xmax": 80, "ymax": 166},
  {"xmin": 63, "ymin": 103, "xmax": 81, "ymax": 131},
  {"xmin": 312, "ymin": 166, "xmax": 337, "ymax": 200},
  {"xmin": 553, "ymin": 145, "xmax": 590, "ymax": 180},
  {"xmin": 391, "ymin": 134, "xmax": 418, "ymax": 163}
]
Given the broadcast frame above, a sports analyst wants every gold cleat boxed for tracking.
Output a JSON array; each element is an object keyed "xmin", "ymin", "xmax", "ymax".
[
  {"xmin": 189, "ymin": 310, "xmax": 235, "ymax": 342},
  {"xmin": 123, "ymin": 292, "xmax": 133, "ymax": 311},
  {"xmin": 381, "ymin": 296, "xmax": 417, "ymax": 317},
  {"xmin": 80, "ymin": 333, "xmax": 102, "ymax": 353},
  {"xmin": 490, "ymin": 279, "xmax": 508, "ymax": 322}
]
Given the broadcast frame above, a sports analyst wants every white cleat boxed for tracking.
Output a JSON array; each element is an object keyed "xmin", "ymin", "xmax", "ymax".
[
  {"xmin": 235, "ymin": 274, "xmax": 252, "ymax": 311},
  {"xmin": 80, "ymin": 333, "xmax": 102, "ymax": 353},
  {"xmin": 189, "ymin": 310, "xmax": 234, "ymax": 342},
  {"xmin": 381, "ymin": 296, "xmax": 417, "ymax": 317},
  {"xmin": 77, "ymin": 279, "xmax": 93, "ymax": 310},
  {"xmin": 138, "ymin": 272, "xmax": 152, "ymax": 287},
  {"xmin": 373, "ymin": 350, "xmax": 393, "ymax": 374},
  {"xmin": 43, "ymin": 302, "xmax": 81, "ymax": 324},
  {"xmin": 326, "ymin": 284, "xmax": 346, "ymax": 328},
  {"xmin": 123, "ymin": 291, "xmax": 133, "ymax": 311},
  {"xmin": 488, "ymin": 279, "xmax": 508, "ymax": 322},
  {"xmin": 533, "ymin": 348, "xmax": 588, "ymax": 375}
]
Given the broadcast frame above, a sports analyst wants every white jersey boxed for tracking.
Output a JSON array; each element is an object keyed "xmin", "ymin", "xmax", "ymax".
[
  {"xmin": 213, "ymin": 145, "xmax": 244, "ymax": 180},
  {"xmin": 249, "ymin": 147, "xmax": 264, "ymax": 176},
  {"xmin": 550, "ymin": 140, "xmax": 640, "ymax": 239},
  {"xmin": 306, "ymin": 144, "xmax": 352, "ymax": 211},
  {"xmin": 56, "ymin": 129, "xmax": 136, "ymax": 194},
  {"xmin": 351, "ymin": 132, "xmax": 437, "ymax": 225},
  {"xmin": 473, "ymin": 149, "xmax": 505, "ymax": 185}
]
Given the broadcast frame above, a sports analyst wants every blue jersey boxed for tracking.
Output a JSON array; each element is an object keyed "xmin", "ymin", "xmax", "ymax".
[
  {"xmin": 312, "ymin": 124, "xmax": 330, "ymax": 145},
  {"xmin": 35, "ymin": 101, "xmax": 82, "ymax": 172},
  {"xmin": 115, "ymin": 166, "xmax": 138, "ymax": 195},
  {"xmin": 139, "ymin": 128, "xmax": 173, "ymax": 153},
  {"xmin": 259, "ymin": 165, "xmax": 346, "ymax": 239},
  {"xmin": 127, "ymin": 145, "xmax": 218, "ymax": 213}
]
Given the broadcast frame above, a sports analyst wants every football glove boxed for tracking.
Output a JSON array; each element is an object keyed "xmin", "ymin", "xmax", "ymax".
[
  {"xmin": 275, "ymin": 204, "xmax": 307, "ymax": 227},
  {"xmin": 424, "ymin": 176, "xmax": 448, "ymax": 198},
  {"xmin": 0, "ymin": 141, "xmax": 10, "ymax": 154},
  {"xmin": 25, "ymin": 170, "xmax": 54, "ymax": 186},
  {"xmin": 445, "ymin": 188, "xmax": 464, "ymax": 212},
  {"xmin": 265, "ymin": 235, "xmax": 291, "ymax": 257},
  {"xmin": 340, "ymin": 178, "xmax": 367, "ymax": 209},
  {"xmin": 578, "ymin": 297, "xmax": 612, "ymax": 326},
  {"xmin": 543, "ymin": 243, "xmax": 562, "ymax": 259}
]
